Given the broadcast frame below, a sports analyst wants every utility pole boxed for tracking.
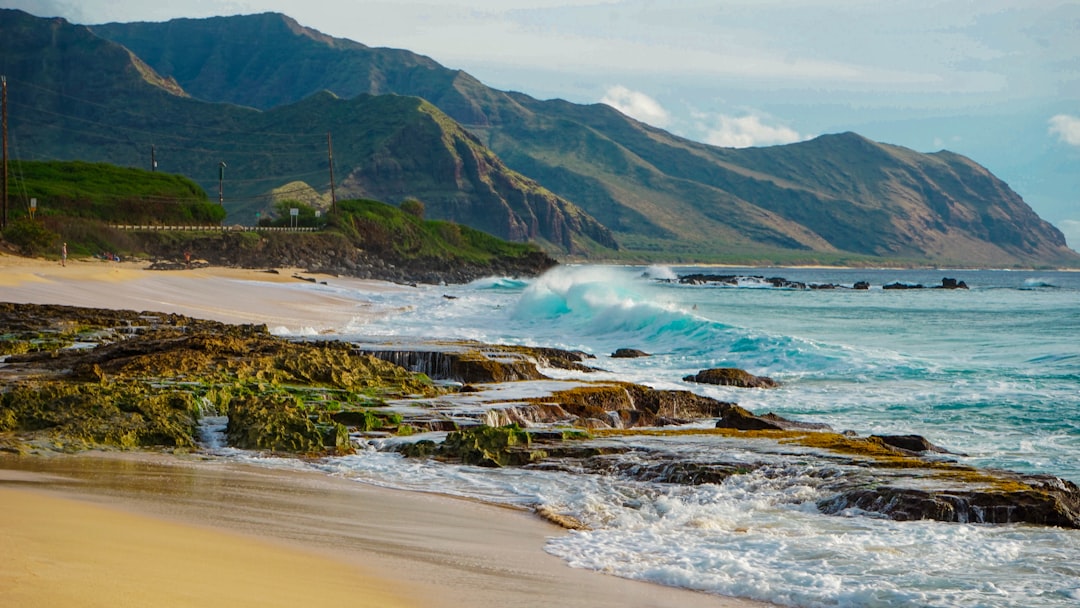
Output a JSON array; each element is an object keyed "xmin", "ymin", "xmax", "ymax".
[
  {"xmin": 2, "ymin": 75, "xmax": 8, "ymax": 230},
  {"xmin": 218, "ymin": 161, "xmax": 226, "ymax": 205},
  {"xmin": 327, "ymin": 131, "xmax": 337, "ymax": 214}
]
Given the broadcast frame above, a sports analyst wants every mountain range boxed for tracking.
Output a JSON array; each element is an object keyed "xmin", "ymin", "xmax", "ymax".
[{"xmin": 2, "ymin": 9, "xmax": 1077, "ymax": 267}]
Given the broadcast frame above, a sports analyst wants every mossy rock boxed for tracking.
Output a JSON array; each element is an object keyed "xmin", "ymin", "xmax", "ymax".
[
  {"xmin": 0, "ymin": 381, "xmax": 200, "ymax": 448},
  {"xmin": 439, "ymin": 424, "xmax": 546, "ymax": 467}
]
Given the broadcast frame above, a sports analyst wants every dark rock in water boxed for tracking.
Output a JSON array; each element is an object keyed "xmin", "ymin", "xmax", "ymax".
[
  {"xmin": 684, "ymin": 367, "xmax": 779, "ymax": 388},
  {"xmin": 715, "ymin": 404, "xmax": 832, "ymax": 431},
  {"xmin": 937, "ymin": 277, "xmax": 969, "ymax": 289},
  {"xmin": 883, "ymin": 278, "xmax": 968, "ymax": 290},
  {"xmin": 677, "ymin": 274, "xmax": 852, "ymax": 290},
  {"xmin": 818, "ymin": 475, "xmax": 1080, "ymax": 528},
  {"xmin": 871, "ymin": 434, "xmax": 952, "ymax": 454},
  {"xmin": 715, "ymin": 405, "xmax": 785, "ymax": 430},
  {"xmin": 853, "ymin": 281, "xmax": 871, "ymax": 290},
  {"xmin": 611, "ymin": 348, "xmax": 650, "ymax": 358},
  {"xmin": 678, "ymin": 274, "xmax": 810, "ymax": 289}
]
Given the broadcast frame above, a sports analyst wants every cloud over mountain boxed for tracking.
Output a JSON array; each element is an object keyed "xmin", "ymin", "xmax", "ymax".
[
  {"xmin": 600, "ymin": 85, "xmax": 671, "ymax": 128},
  {"xmin": 702, "ymin": 113, "xmax": 807, "ymax": 148},
  {"xmin": 1049, "ymin": 115, "xmax": 1080, "ymax": 146}
]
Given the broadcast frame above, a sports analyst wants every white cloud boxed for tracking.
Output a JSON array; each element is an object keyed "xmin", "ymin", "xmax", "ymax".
[
  {"xmin": 600, "ymin": 85, "xmax": 671, "ymax": 128},
  {"xmin": 1058, "ymin": 219, "xmax": 1080, "ymax": 250},
  {"xmin": 1049, "ymin": 115, "xmax": 1080, "ymax": 146},
  {"xmin": 703, "ymin": 114, "xmax": 807, "ymax": 148}
]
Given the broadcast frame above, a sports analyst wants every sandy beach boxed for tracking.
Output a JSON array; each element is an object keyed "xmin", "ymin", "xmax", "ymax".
[
  {"xmin": 0, "ymin": 252, "xmax": 414, "ymax": 333},
  {"xmin": 0, "ymin": 253, "xmax": 766, "ymax": 608}
]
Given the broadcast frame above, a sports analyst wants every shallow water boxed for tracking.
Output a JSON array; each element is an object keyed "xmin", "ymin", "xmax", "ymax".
[{"xmin": 254, "ymin": 265, "xmax": 1080, "ymax": 607}]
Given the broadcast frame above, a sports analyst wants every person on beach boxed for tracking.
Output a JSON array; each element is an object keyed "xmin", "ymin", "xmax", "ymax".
[{"xmin": 61, "ymin": 242, "xmax": 67, "ymax": 267}]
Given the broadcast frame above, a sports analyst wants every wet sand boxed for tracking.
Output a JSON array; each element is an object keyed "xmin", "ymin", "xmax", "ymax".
[{"xmin": 0, "ymin": 454, "xmax": 763, "ymax": 608}]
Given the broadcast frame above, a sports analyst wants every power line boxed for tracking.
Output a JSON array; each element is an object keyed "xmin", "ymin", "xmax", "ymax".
[{"xmin": 2, "ymin": 74, "xmax": 7, "ymax": 230}]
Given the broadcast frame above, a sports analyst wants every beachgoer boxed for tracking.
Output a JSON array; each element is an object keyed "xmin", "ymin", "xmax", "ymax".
[
  {"xmin": 61, "ymin": 242, "xmax": 67, "ymax": 267},
  {"xmin": 184, "ymin": 250, "xmax": 192, "ymax": 269}
]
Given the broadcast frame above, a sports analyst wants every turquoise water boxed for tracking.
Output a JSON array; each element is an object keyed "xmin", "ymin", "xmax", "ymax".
[{"xmin": 251, "ymin": 265, "xmax": 1080, "ymax": 607}]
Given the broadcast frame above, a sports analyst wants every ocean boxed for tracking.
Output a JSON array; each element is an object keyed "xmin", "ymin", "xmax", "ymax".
[{"xmin": 225, "ymin": 265, "xmax": 1080, "ymax": 607}]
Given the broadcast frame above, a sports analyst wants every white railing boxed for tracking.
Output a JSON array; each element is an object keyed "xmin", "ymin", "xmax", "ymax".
[{"xmin": 111, "ymin": 225, "xmax": 320, "ymax": 232}]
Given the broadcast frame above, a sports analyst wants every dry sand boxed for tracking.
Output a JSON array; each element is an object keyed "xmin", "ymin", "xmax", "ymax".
[
  {"xmin": 0, "ymin": 253, "xmax": 769, "ymax": 608},
  {"xmin": 0, "ymin": 252, "xmax": 415, "ymax": 332}
]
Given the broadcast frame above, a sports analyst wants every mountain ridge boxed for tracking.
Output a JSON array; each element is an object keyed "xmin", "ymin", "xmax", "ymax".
[
  {"xmin": 5, "ymin": 9, "xmax": 1078, "ymax": 266},
  {"xmin": 1, "ymin": 9, "xmax": 616, "ymax": 255}
]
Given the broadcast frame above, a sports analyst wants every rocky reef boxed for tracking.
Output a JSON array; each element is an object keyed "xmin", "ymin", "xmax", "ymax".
[
  {"xmin": 2, "ymin": 301, "xmax": 1077, "ymax": 529},
  {"xmin": 0, "ymin": 302, "xmax": 438, "ymax": 455}
]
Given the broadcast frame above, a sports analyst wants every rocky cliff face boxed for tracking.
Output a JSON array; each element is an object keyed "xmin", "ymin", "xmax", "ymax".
[{"xmin": 339, "ymin": 101, "xmax": 618, "ymax": 253}]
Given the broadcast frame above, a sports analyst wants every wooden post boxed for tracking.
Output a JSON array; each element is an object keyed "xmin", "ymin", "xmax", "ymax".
[
  {"xmin": 328, "ymin": 131, "xmax": 337, "ymax": 214},
  {"xmin": 2, "ymin": 75, "xmax": 8, "ymax": 230}
]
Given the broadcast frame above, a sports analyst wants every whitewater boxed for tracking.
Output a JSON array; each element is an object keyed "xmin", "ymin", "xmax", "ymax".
[{"xmin": 240, "ymin": 265, "xmax": 1079, "ymax": 607}]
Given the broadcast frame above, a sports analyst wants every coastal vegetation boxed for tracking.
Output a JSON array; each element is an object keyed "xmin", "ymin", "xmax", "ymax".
[{"xmin": 0, "ymin": 159, "xmax": 555, "ymax": 283}]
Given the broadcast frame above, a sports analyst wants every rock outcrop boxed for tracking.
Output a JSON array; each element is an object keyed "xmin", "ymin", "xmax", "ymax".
[
  {"xmin": 684, "ymin": 368, "xmax": 780, "ymax": 389},
  {"xmin": 818, "ymin": 476, "xmax": 1080, "ymax": 528},
  {"xmin": 611, "ymin": 348, "xmax": 650, "ymax": 358}
]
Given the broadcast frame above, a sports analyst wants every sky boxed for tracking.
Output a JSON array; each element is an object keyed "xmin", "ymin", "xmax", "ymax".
[{"xmin": 5, "ymin": 0, "xmax": 1080, "ymax": 248}]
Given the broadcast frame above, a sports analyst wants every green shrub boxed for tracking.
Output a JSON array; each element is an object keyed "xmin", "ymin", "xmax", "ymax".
[
  {"xmin": 2, "ymin": 218, "xmax": 59, "ymax": 256},
  {"xmin": 400, "ymin": 198, "xmax": 426, "ymax": 220}
]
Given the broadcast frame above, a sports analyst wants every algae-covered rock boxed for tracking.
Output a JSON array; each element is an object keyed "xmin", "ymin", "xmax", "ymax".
[
  {"xmin": 437, "ymin": 424, "xmax": 546, "ymax": 467},
  {"xmin": 0, "ymin": 381, "xmax": 200, "ymax": 449},
  {"xmin": 0, "ymin": 302, "xmax": 437, "ymax": 455},
  {"xmin": 225, "ymin": 394, "xmax": 352, "ymax": 454}
]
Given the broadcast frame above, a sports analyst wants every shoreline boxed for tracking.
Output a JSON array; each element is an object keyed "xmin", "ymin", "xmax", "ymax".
[
  {"xmin": 0, "ymin": 452, "xmax": 764, "ymax": 608},
  {"xmin": 0, "ymin": 252, "xmax": 770, "ymax": 608}
]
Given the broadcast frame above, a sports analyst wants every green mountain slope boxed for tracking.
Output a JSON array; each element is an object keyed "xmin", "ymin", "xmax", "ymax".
[
  {"xmin": 0, "ymin": 9, "xmax": 615, "ymax": 255},
  {"xmin": 92, "ymin": 12, "xmax": 1080, "ymax": 267},
  {"xmin": 9, "ymin": 9, "xmax": 1079, "ymax": 266}
]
